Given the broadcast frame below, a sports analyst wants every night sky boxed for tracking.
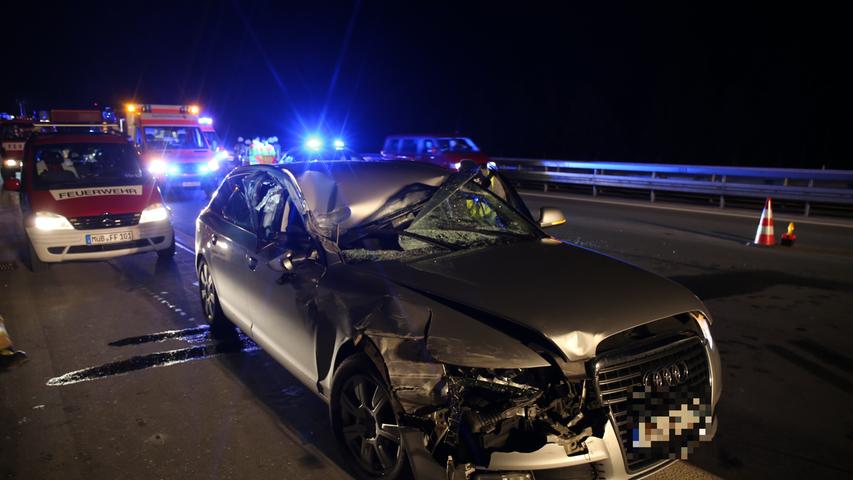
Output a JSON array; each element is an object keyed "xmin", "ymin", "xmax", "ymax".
[{"xmin": 3, "ymin": 1, "xmax": 851, "ymax": 168}]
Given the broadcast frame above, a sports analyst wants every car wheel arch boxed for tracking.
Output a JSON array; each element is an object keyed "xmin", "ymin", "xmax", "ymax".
[{"xmin": 329, "ymin": 335, "xmax": 406, "ymax": 413}]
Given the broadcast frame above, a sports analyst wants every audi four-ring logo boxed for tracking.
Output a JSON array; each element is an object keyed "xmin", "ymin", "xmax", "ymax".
[{"xmin": 642, "ymin": 361, "xmax": 690, "ymax": 388}]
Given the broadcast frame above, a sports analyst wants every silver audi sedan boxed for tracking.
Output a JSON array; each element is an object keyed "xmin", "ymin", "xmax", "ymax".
[{"xmin": 194, "ymin": 161, "xmax": 721, "ymax": 480}]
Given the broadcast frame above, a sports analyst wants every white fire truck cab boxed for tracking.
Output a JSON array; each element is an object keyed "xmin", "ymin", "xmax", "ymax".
[{"xmin": 124, "ymin": 104, "xmax": 223, "ymax": 196}]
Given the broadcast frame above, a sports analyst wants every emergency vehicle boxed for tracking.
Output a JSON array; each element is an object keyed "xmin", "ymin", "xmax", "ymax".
[
  {"xmin": 3, "ymin": 117, "xmax": 175, "ymax": 271},
  {"xmin": 199, "ymin": 116, "xmax": 237, "ymax": 171},
  {"xmin": 1, "ymin": 118, "xmax": 35, "ymax": 179},
  {"xmin": 124, "ymin": 104, "xmax": 222, "ymax": 195}
]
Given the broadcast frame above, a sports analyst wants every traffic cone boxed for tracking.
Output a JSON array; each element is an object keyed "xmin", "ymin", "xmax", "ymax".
[{"xmin": 753, "ymin": 198, "xmax": 775, "ymax": 246}]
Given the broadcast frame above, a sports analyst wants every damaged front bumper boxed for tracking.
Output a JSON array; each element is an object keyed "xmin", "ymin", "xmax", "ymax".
[
  {"xmin": 361, "ymin": 318, "xmax": 719, "ymax": 480},
  {"xmin": 403, "ymin": 416, "xmax": 717, "ymax": 479},
  {"xmin": 401, "ymin": 407, "xmax": 718, "ymax": 480}
]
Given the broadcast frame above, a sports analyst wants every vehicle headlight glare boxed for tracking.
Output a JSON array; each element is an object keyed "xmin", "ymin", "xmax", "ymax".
[
  {"xmin": 4, "ymin": 159, "xmax": 20, "ymax": 168},
  {"xmin": 208, "ymin": 158, "xmax": 220, "ymax": 171},
  {"xmin": 148, "ymin": 159, "xmax": 167, "ymax": 175},
  {"xmin": 140, "ymin": 203, "xmax": 169, "ymax": 223},
  {"xmin": 33, "ymin": 212, "xmax": 74, "ymax": 230}
]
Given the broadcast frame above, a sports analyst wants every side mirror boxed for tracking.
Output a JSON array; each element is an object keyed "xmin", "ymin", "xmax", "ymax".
[
  {"xmin": 538, "ymin": 207, "xmax": 566, "ymax": 228},
  {"xmin": 268, "ymin": 250, "xmax": 295, "ymax": 272},
  {"xmin": 267, "ymin": 249, "xmax": 313, "ymax": 273},
  {"xmin": 3, "ymin": 177, "xmax": 21, "ymax": 192}
]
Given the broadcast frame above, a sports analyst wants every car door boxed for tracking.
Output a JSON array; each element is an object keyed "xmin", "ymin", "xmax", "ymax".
[
  {"xmin": 242, "ymin": 171, "xmax": 324, "ymax": 389},
  {"xmin": 205, "ymin": 175, "xmax": 257, "ymax": 331}
]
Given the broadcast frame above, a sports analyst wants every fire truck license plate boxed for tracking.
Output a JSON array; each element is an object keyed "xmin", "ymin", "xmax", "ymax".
[
  {"xmin": 181, "ymin": 181, "xmax": 201, "ymax": 187},
  {"xmin": 85, "ymin": 231, "xmax": 133, "ymax": 245}
]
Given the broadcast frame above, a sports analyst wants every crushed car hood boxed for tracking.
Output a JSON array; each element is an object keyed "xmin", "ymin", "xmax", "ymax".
[{"xmin": 368, "ymin": 238, "xmax": 707, "ymax": 361}]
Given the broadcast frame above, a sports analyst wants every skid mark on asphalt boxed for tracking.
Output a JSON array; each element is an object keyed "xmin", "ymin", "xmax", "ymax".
[
  {"xmin": 765, "ymin": 344, "xmax": 853, "ymax": 394},
  {"xmin": 47, "ymin": 327, "xmax": 259, "ymax": 386},
  {"xmin": 788, "ymin": 338, "xmax": 853, "ymax": 372},
  {"xmin": 670, "ymin": 270, "xmax": 852, "ymax": 300}
]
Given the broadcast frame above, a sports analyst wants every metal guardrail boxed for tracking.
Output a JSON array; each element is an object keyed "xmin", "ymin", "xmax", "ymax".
[{"xmin": 493, "ymin": 157, "xmax": 853, "ymax": 216}]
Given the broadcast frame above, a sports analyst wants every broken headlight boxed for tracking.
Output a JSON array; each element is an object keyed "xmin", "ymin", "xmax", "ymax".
[
  {"xmin": 691, "ymin": 312, "xmax": 714, "ymax": 350},
  {"xmin": 423, "ymin": 365, "xmax": 600, "ymax": 465}
]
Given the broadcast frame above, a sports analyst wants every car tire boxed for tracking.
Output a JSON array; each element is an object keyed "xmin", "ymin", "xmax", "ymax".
[
  {"xmin": 25, "ymin": 235, "xmax": 46, "ymax": 273},
  {"xmin": 331, "ymin": 354, "xmax": 409, "ymax": 480},
  {"xmin": 197, "ymin": 258, "xmax": 231, "ymax": 335},
  {"xmin": 157, "ymin": 236, "xmax": 176, "ymax": 261}
]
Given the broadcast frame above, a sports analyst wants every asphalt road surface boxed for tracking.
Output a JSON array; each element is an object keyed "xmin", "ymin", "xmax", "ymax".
[{"xmin": 2, "ymin": 186, "xmax": 852, "ymax": 480}]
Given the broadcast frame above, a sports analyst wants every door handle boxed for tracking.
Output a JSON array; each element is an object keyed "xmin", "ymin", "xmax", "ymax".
[{"xmin": 246, "ymin": 255, "xmax": 258, "ymax": 270}]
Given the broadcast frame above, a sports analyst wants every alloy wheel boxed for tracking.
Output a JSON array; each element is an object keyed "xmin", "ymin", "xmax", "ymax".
[
  {"xmin": 339, "ymin": 374, "xmax": 402, "ymax": 475},
  {"xmin": 198, "ymin": 262, "xmax": 217, "ymax": 323}
]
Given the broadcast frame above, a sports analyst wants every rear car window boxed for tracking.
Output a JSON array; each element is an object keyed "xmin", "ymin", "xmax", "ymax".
[
  {"xmin": 399, "ymin": 139, "xmax": 418, "ymax": 155},
  {"xmin": 2, "ymin": 124, "xmax": 34, "ymax": 141},
  {"xmin": 436, "ymin": 137, "xmax": 478, "ymax": 153},
  {"xmin": 383, "ymin": 138, "xmax": 399, "ymax": 154},
  {"xmin": 32, "ymin": 143, "xmax": 145, "ymax": 189}
]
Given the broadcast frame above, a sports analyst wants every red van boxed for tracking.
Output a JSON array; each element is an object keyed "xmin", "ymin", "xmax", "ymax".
[
  {"xmin": 3, "ymin": 132, "xmax": 175, "ymax": 271},
  {"xmin": 1, "ymin": 118, "xmax": 34, "ymax": 179},
  {"xmin": 380, "ymin": 134, "xmax": 492, "ymax": 169}
]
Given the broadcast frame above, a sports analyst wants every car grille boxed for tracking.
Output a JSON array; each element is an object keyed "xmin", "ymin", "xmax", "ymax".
[
  {"xmin": 593, "ymin": 336, "xmax": 710, "ymax": 472},
  {"xmin": 173, "ymin": 162, "xmax": 203, "ymax": 175},
  {"xmin": 68, "ymin": 212, "xmax": 141, "ymax": 230}
]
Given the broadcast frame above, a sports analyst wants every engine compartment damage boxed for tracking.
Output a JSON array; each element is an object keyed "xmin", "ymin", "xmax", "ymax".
[{"xmin": 359, "ymin": 318, "xmax": 610, "ymax": 476}]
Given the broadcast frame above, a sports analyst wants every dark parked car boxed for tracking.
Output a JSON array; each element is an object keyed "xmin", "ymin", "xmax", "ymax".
[
  {"xmin": 381, "ymin": 134, "xmax": 492, "ymax": 169},
  {"xmin": 194, "ymin": 161, "xmax": 721, "ymax": 479}
]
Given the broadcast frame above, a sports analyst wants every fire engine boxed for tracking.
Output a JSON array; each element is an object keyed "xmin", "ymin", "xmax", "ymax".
[
  {"xmin": 2, "ymin": 110, "xmax": 175, "ymax": 271},
  {"xmin": 124, "ymin": 104, "xmax": 223, "ymax": 195},
  {"xmin": 1, "ymin": 117, "xmax": 35, "ymax": 180}
]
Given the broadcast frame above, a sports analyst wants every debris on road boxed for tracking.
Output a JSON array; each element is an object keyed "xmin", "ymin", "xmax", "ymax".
[{"xmin": 0, "ymin": 314, "xmax": 27, "ymax": 369}]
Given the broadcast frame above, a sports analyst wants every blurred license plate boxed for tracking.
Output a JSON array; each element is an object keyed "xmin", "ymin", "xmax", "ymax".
[
  {"xmin": 86, "ymin": 231, "xmax": 132, "ymax": 245},
  {"xmin": 181, "ymin": 181, "xmax": 201, "ymax": 187}
]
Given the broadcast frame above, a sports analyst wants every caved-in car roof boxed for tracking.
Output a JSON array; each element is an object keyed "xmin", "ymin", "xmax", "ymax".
[{"xmin": 280, "ymin": 160, "xmax": 449, "ymax": 230}]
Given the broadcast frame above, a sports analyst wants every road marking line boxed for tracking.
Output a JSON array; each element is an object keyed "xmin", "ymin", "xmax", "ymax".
[
  {"xmin": 175, "ymin": 241, "xmax": 194, "ymax": 255},
  {"xmin": 521, "ymin": 191, "xmax": 853, "ymax": 229}
]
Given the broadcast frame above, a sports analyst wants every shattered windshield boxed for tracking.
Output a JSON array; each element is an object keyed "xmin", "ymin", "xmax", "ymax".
[{"xmin": 340, "ymin": 169, "xmax": 541, "ymax": 263}]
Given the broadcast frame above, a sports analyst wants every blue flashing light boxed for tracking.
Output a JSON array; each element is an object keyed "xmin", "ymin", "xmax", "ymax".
[
  {"xmin": 333, "ymin": 139, "xmax": 345, "ymax": 150},
  {"xmin": 305, "ymin": 137, "xmax": 323, "ymax": 151}
]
